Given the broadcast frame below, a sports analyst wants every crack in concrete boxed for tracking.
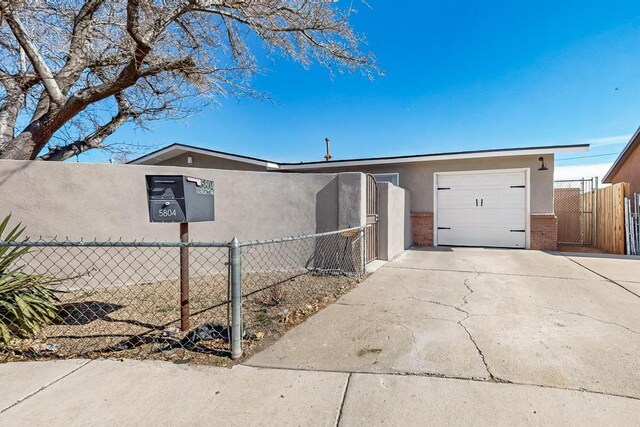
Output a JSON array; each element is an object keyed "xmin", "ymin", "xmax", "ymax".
[
  {"xmin": 385, "ymin": 264, "xmax": 597, "ymax": 282},
  {"xmin": 244, "ymin": 363, "xmax": 640, "ymax": 402},
  {"xmin": 458, "ymin": 259, "xmax": 481, "ymax": 309},
  {"xmin": 542, "ymin": 306, "xmax": 640, "ymax": 335},
  {"xmin": 457, "ymin": 317, "xmax": 498, "ymax": 382},
  {"xmin": 450, "ymin": 259, "xmax": 500, "ymax": 381},
  {"xmin": 561, "ymin": 254, "xmax": 640, "ymax": 300},
  {"xmin": 335, "ymin": 373, "xmax": 352, "ymax": 427},
  {"xmin": 395, "ymin": 275, "xmax": 468, "ymax": 317},
  {"xmin": 334, "ymin": 296, "xmax": 410, "ymax": 307},
  {"xmin": 396, "ymin": 265, "xmax": 499, "ymax": 382},
  {"xmin": 0, "ymin": 359, "xmax": 92, "ymax": 414},
  {"xmin": 397, "ymin": 323, "xmax": 419, "ymax": 355}
]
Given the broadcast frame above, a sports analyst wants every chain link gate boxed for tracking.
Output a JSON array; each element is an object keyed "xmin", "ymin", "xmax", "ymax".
[{"xmin": 554, "ymin": 178, "xmax": 598, "ymax": 246}]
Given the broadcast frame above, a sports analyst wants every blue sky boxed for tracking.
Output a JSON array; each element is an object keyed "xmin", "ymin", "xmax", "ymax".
[{"xmin": 82, "ymin": 1, "xmax": 640, "ymax": 178}]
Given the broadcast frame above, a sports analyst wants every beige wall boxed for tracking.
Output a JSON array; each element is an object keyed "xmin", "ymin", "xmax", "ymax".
[
  {"xmin": 301, "ymin": 154, "xmax": 555, "ymax": 214},
  {"xmin": 610, "ymin": 144, "xmax": 640, "ymax": 197},
  {"xmin": 378, "ymin": 182, "xmax": 411, "ymax": 260},
  {"xmin": 157, "ymin": 152, "xmax": 266, "ymax": 171},
  {"xmin": 147, "ymin": 151, "xmax": 555, "ymax": 214},
  {"xmin": 0, "ymin": 160, "xmax": 364, "ymax": 242}
]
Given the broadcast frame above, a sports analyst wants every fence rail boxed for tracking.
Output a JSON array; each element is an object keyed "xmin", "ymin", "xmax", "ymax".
[{"xmin": 0, "ymin": 227, "xmax": 366, "ymax": 363}]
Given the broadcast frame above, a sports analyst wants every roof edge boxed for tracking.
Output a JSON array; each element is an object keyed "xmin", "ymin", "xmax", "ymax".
[
  {"xmin": 128, "ymin": 142, "xmax": 589, "ymax": 169},
  {"xmin": 279, "ymin": 144, "xmax": 589, "ymax": 169},
  {"xmin": 128, "ymin": 143, "xmax": 278, "ymax": 167},
  {"xmin": 602, "ymin": 127, "xmax": 640, "ymax": 183}
]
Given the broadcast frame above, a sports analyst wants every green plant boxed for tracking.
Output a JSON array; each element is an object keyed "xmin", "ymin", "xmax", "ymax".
[{"xmin": 0, "ymin": 215, "xmax": 58, "ymax": 345}]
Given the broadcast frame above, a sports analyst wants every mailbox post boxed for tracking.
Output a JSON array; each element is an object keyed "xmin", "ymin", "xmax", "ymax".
[{"xmin": 146, "ymin": 175, "xmax": 215, "ymax": 331}]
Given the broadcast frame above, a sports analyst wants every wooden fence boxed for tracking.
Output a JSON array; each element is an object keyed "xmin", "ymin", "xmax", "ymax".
[{"xmin": 589, "ymin": 182, "xmax": 629, "ymax": 254}]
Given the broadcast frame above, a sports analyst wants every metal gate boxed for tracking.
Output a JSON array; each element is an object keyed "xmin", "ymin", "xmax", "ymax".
[
  {"xmin": 365, "ymin": 174, "xmax": 379, "ymax": 262},
  {"xmin": 553, "ymin": 178, "xmax": 598, "ymax": 245}
]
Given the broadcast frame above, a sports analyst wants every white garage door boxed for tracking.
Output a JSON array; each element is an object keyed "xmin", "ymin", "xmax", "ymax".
[{"xmin": 435, "ymin": 170, "xmax": 527, "ymax": 249}]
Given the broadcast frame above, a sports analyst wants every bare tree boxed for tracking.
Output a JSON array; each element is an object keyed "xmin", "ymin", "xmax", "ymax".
[{"xmin": 0, "ymin": 0, "xmax": 377, "ymax": 161}]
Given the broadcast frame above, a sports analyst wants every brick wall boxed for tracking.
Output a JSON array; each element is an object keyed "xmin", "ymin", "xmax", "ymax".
[
  {"xmin": 530, "ymin": 214, "xmax": 558, "ymax": 251},
  {"xmin": 411, "ymin": 212, "xmax": 433, "ymax": 247},
  {"xmin": 412, "ymin": 212, "xmax": 557, "ymax": 250}
]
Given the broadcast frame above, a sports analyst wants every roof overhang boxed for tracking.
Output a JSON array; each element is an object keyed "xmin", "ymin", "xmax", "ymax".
[
  {"xmin": 279, "ymin": 144, "xmax": 589, "ymax": 170},
  {"xmin": 128, "ymin": 143, "xmax": 281, "ymax": 169},
  {"xmin": 128, "ymin": 143, "xmax": 589, "ymax": 170},
  {"xmin": 602, "ymin": 127, "xmax": 640, "ymax": 183}
]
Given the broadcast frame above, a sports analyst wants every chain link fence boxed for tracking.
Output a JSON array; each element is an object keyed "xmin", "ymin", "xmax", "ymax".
[
  {"xmin": 554, "ymin": 178, "xmax": 597, "ymax": 245},
  {"xmin": 1, "ymin": 227, "xmax": 366, "ymax": 364}
]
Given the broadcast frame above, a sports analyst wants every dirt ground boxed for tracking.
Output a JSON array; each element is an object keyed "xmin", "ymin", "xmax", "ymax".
[{"xmin": 1, "ymin": 271, "xmax": 361, "ymax": 365}]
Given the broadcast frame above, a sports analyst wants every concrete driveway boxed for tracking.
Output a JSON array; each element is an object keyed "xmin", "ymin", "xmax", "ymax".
[
  {"xmin": 248, "ymin": 248, "xmax": 640, "ymax": 401},
  {"xmin": 3, "ymin": 248, "xmax": 640, "ymax": 426}
]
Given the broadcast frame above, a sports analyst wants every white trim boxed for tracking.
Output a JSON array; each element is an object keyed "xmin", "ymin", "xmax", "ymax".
[
  {"xmin": 130, "ymin": 144, "xmax": 588, "ymax": 169},
  {"xmin": 433, "ymin": 168, "xmax": 531, "ymax": 249},
  {"xmin": 130, "ymin": 145, "xmax": 280, "ymax": 168},
  {"xmin": 280, "ymin": 146, "xmax": 588, "ymax": 170}
]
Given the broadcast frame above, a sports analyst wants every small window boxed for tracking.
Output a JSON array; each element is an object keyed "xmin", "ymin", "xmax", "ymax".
[{"xmin": 372, "ymin": 173, "xmax": 400, "ymax": 186}]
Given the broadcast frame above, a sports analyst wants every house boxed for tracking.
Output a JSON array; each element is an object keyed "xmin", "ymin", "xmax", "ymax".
[
  {"xmin": 603, "ymin": 127, "xmax": 640, "ymax": 197},
  {"xmin": 130, "ymin": 143, "xmax": 589, "ymax": 251}
]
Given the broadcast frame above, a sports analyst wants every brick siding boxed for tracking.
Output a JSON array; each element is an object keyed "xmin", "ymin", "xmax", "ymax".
[
  {"xmin": 530, "ymin": 214, "xmax": 558, "ymax": 251},
  {"xmin": 412, "ymin": 212, "xmax": 557, "ymax": 250},
  {"xmin": 411, "ymin": 212, "xmax": 433, "ymax": 247}
]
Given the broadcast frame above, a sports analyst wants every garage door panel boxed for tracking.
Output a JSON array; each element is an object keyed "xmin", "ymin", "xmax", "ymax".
[
  {"xmin": 440, "ymin": 189, "xmax": 525, "ymax": 210},
  {"xmin": 437, "ymin": 208, "xmax": 526, "ymax": 228},
  {"xmin": 437, "ymin": 190, "xmax": 483, "ymax": 208},
  {"xmin": 438, "ymin": 172, "xmax": 525, "ymax": 190},
  {"xmin": 479, "ymin": 189, "xmax": 526, "ymax": 209},
  {"xmin": 438, "ymin": 227, "xmax": 526, "ymax": 248},
  {"xmin": 435, "ymin": 170, "xmax": 528, "ymax": 249}
]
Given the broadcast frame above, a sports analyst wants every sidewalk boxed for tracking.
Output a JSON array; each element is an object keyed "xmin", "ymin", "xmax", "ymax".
[{"xmin": 1, "ymin": 358, "xmax": 639, "ymax": 426}]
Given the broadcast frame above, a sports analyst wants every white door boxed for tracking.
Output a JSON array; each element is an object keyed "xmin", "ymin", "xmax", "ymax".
[{"xmin": 435, "ymin": 170, "xmax": 528, "ymax": 248}]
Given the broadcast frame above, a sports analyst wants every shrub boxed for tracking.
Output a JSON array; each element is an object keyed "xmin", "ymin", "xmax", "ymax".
[{"xmin": 0, "ymin": 215, "xmax": 58, "ymax": 345}]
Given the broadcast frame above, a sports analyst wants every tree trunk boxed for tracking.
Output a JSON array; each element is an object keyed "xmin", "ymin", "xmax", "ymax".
[{"xmin": 0, "ymin": 132, "xmax": 39, "ymax": 160}]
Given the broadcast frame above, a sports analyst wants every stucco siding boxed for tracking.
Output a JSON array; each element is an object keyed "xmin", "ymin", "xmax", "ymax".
[
  {"xmin": 299, "ymin": 154, "xmax": 555, "ymax": 214},
  {"xmin": 156, "ymin": 152, "xmax": 266, "ymax": 171},
  {"xmin": 0, "ymin": 160, "xmax": 347, "ymax": 242}
]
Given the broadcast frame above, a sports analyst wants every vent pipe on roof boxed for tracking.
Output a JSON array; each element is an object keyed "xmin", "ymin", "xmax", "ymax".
[{"xmin": 324, "ymin": 137, "xmax": 332, "ymax": 162}]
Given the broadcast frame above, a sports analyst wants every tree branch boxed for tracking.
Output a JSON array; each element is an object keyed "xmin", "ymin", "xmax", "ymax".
[
  {"xmin": 0, "ymin": 1, "xmax": 65, "ymax": 104},
  {"xmin": 38, "ymin": 93, "xmax": 131, "ymax": 161}
]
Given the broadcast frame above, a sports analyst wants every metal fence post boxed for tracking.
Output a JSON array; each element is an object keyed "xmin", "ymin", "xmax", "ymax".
[
  {"xmin": 360, "ymin": 227, "xmax": 366, "ymax": 275},
  {"xmin": 230, "ymin": 237, "xmax": 243, "ymax": 359}
]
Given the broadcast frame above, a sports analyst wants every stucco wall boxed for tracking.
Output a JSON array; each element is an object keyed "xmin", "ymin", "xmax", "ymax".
[
  {"xmin": 0, "ymin": 160, "xmax": 362, "ymax": 242},
  {"xmin": 610, "ymin": 144, "xmax": 640, "ymax": 197},
  {"xmin": 300, "ymin": 154, "xmax": 555, "ymax": 214},
  {"xmin": 378, "ymin": 182, "xmax": 411, "ymax": 260},
  {"xmin": 156, "ymin": 152, "xmax": 267, "ymax": 171}
]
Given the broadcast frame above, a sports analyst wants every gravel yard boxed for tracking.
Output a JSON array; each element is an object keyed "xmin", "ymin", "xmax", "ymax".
[{"xmin": 1, "ymin": 271, "xmax": 361, "ymax": 365}]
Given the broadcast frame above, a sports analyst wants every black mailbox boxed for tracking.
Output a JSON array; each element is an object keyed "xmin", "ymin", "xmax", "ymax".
[{"xmin": 146, "ymin": 175, "xmax": 215, "ymax": 223}]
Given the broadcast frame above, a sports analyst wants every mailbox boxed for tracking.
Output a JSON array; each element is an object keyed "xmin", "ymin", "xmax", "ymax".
[{"xmin": 146, "ymin": 175, "xmax": 215, "ymax": 223}]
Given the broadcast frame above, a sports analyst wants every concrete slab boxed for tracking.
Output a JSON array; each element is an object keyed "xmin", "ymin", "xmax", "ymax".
[
  {"xmin": 467, "ymin": 312, "xmax": 640, "ymax": 398},
  {"xmin": 566, "ymin": 254, "xmax": 640, "ymax": 284},
  {"xmin": 0, "ymin": 359, "xmax": 348, "ymax": 427},
  {"xmin": 389, "ymin": 247, "xmax": 597, "ymax": 280},
  {"xmin": 249, "ymin": 250, "xmax": 640, "ymax": 399},
  {"xmin": 0, "ymin": 359, "xmax": 89, "ymax": 411},
  {"xmin": 340, "ymin": 374, "xmax": 640, "ymax": 426},
  {"xmin": 620, "ymin": 281, "xmax": 640, "ymax": 296},
  {"xmin": 248, "ymin": 290, "xmax": 488, "ymax": 379},
  {"xmin": 365, "ymin": 259, "xmax": 386, "ymax": 274}
]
